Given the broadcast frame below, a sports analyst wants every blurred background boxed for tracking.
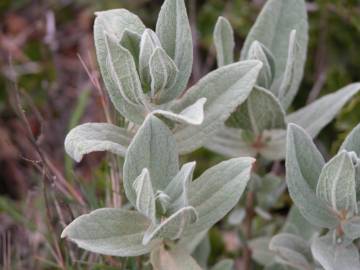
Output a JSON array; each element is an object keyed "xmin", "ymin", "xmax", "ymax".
[{"xmin": 0, "ymin": 0, "xmax": 359, "ymax": 269}]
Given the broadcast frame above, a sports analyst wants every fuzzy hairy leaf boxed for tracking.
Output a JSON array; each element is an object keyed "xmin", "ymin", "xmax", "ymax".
[
  {"xmin": 183, "ymin": 157, "xmax": 254, "ymax": 237},
  {"xmin": 204, "ymin": 126, "xmax": 257, "ymax": 158},
  {"xmin": 172, "ymin": 60, "xmax": 262, "ymax": 154},
  {"xmin": 165, "ymin": 162, "xmax": 196, "ymax": 214},
  {"xmin": 105, "ymin": 34, "xmax": 144, "ymax": 105},
  {"xmin": 343, "ymin": 216, "xmax": 360, "ymax": 241},
  {"xmin": 139, "ymin": 29, "xmax": 162, "ymax": 87},
  {"xmin": 156, "ymin": 0, "xmax": 193, "ymax": 103},
  {"xmin": 123, "ymin": 115, "xmax": 179, "ymax": 206},
  {"xmin": 153, "ymin": 98, "xmax": 206, "ymax": 125},
  {"xmin": 311, "ymin": 235, "xmax": 360, "ymax": 270},
  {"xmin": 227, "ymin": 86, "xmax": 286, "ymax": 134},
  {"xmin": 282, "ymin": 206, "xmax": 318, "ymax": 241},
  {"xmin": 277, "ymin": 30, "xmax": 298, "ymax": 109},
  {"xmin": 213, "ymin": 16, "xmax": 235, "ymax": 67},
  {"xmin": 241, "ymin": 0, "xmax": 308, "ymax": 103},
  {"xmin": 151, "ymin": 246, "xmax": 202, "ymax": 270},
  {"xmin": 341, "ymin": 123, "xmax": 360, "ymax": 157},
  {"xmin": 286, "ymin": 124, "xmax": 338, "ymax": 228},
  {"xmin": 119, "ymin": 29, "xmax": 141, "ymax": 69},
  {"xmin": 316, "ymin": 151, "xmax": 357, "ymax": 214},
  {"xmin": 150, "ymin": 47, "xmax": 178, "ymax": 97},
  {"xmin": 287, "ymin": 83, "xmax": 360, "ymax": 138},
  {"xmin": 249, "ymin": 237, "xmax": 275, "ymax": 266},
  {"xmin": 269, "ymin": 233, "xmax": 312, "ymax": 270},
  {"xmin": 133, "ymin": 168, "xmax": 156, "ymax": 223},
  {"xmin": 191, "ymin": 234, "xmax": 211, "ymax": 268},
  {"xmin": 247, "ymin": 41, "xmax": 275, "ymax": 88},
  {"xmin": 61, "ymin": 209, "xmax": 159, "ymax": 256},
  {"xmin": 143, "ymin": 206, "xmax": 198, "ymax": 245},
  {"xmin": 65, "ymin": 123, "xmax": 131, "ymax": 162},
  {"xmin": 94, "ymin": 9, "xmax": 146, "ymax": 123}
]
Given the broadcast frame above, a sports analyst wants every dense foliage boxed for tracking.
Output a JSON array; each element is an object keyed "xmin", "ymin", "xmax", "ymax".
[{"xmin": 0, "ymin": 0, "xmax": 359, "ymax": 269}]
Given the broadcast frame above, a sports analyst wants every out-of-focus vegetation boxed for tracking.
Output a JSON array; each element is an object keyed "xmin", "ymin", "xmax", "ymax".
[{"xmin": 0, "ymin": 0, "xmax": 359, "ymax": 269}]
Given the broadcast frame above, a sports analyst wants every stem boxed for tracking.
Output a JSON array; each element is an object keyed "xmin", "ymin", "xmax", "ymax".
[{"xmin": 243, "ymin": 191, "xmax": 255, "ymax": 270}]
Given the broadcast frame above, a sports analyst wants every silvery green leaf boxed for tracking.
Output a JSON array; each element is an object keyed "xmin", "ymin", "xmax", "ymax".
[
  {"xmin": 177, "ymin": 229, "xmax": 208, "ymax": 254},
  {"xmin": 124, "ymin": 115, "xmax": 179, "ymax": 206},
  {"xmin": 133, "ymin": 168, "xmax": 156, "ymax": 223},
  {"xmin": 316, "ymin": 151, "xmax": 357, "ymax": 214},
  {"xmin": 311, "ymin": 234, "xmax": 360, "ymax": 270},
  {"xmin": 343, "ymin": 216, "xmax": 360, "ymax": 241},
  {"xmin": 150, "ymin": 47, "xmax": 179, "ymax": 97},
  {"xmin": 94, "ymin": 9, "xmax": 146, "ymax": 123},
  {"xmin": 155, "ymin": 190, "xmax": 171, "ymax": 215},
  {"xmin": 204, "ymin": 126, "xmax": 257, "ymax": 158},
  {"xmin": 241, "ymin": 0, "xmax": 308, "ymax": 101},
  {"xmin": 105, "ymin": 34, "xmax": 144, "ymax": 105},
  {"xmin": 269, "ymin": 233, "xmax": 312, "ymax": 270},
  {"xmin": 143, "ymin": 206, "xmax": 198, "ymax": 245},
  {"xmin": 211, "ymin": 259, "xmax": 234, "ymax": 270},
  {"xmin": 340, "ymin": 125, "xmax": 360, "ymax": 199},
  {"xmin": 139, "ymin": 29, "xmax": 162, "ymax": 88},
  {"xmin": 65, "ymin": 123, "xmax": 131, "ymax": 162},
  {"xmin": 119, "ymin": 29, "xmax": 141, "ymax": 69},
  {"xmin": 165, "ymin": 162, "xmax": 196, "ymax": 213},
  {"xmin": 184, "ymin": 157, "xmax": 254, "ymax": 237},
  {"xmin": 172, "ymin": 60, "xmax": 263, "ymax": 154},
  {"xmin": 153, "ymin": 98, "xmax": 206, "ymax": 125},
  {"xmin": 191, "ymin": 234, "xmax": 210, "ymax": 269},
  {"xmin": 283, "ymin": 206, "xmax": 319, "ymax": 241},
  {"xmin": 247, "ymin": 41, "xmax": 275, "ymax": 88},
  {"xmin": 287, "ymin": 83, "xmax": 360, "ymax": 138},
  {"xmin": 286, "ymin": 124, "xmax": 338, "ymax": 228},
  {"xmin": 226, "ymin": 86, "xmax": 286, "ymax": 135},
  {"xmin": 213, "ymin": 16, "xmax": 235, "ymax": 67},
  {"xmin": 156, "ymin": 0, "xmax": 193, "ymax": 103},
  {"xmin": 151, "ymin": 245, "xmax": 202, "ymax": 270},
  {"xmin": 249, "ymin": 237, "xmax": 275, "ymax": 266},
  {"xmin": 61, "ymin": 208, "xmax": 159, "ymax": 256},
  {"xmin": 277, "ymin": 30, "xmax": 299, "ymax": 109},
  {"xmin": 340, "ymin": 123, "xmax": 360, "ymax": 157}
]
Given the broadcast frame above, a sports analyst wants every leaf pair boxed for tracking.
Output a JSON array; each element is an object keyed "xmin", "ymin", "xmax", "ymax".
[
  {"xmin": 208, "ymin": 0, "xmax": 360, "ymax": 161},
  {"xmin": 62, "ymin": 115, "xmax": 254, "ymax": 259},
  {"xmin": 270, "ymin": 232, "xmax": 360, "ymax": 270},
  {"xmin": 286, "ymin": 123, "xmax": 360, "ymax": 239}
]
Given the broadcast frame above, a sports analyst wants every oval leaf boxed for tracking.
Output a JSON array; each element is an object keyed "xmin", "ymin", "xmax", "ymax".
[
  {"xmin": 316, "ymin": 151, "xmax": 357, "ymax": 214},
  {"xmin": 184, "ymin": 157, "xmax": 254, "ymax": 237},
  {"xmin": 94, "ymin": 9, "xmax": 146, "ymax": 123},
  {"xmin": 241, "ymin": 0, "xmax": 308, "ymax": 101},
  {"xmin": 153, "ymin": 98, "xmax": 206, "ymax": 126},
  {"xmin": 156, "ymin": 0, "xmax": 193, "ymax": 103},
  {"xmin": 61, "ymin": 208, "xmax": 159, "ymax": 257},
  {"xmin": 124, "ymin": 115, "xmax": 179, "ymax": 206},
  {"xmin": 287, "ymin": 83, "xmax": 360, "ymax": 138},
  {"xmin": 286, "ymin": 124, "xmax": 338, "ymax": 228},
  {"xmin": 65, "ymin": 123, "xmax": 131, "ymax": 162},
  {"xmin": 172, "ymin": 60, "xmax": 263, "ymax": 154},
  {"xmin": 311, "ymin": 234, "xmax": 360, "ymax": 270},
  {"xmin": 213, "ymin": 16, "xmax": 235, "ymax": 67},
  {"xmin": 226, "ymin": 86, "xmax": 286, "ymax": 135},
  {"xmin": 133, "ymin": 168, "xmax": 156, "ymax": 223}
]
